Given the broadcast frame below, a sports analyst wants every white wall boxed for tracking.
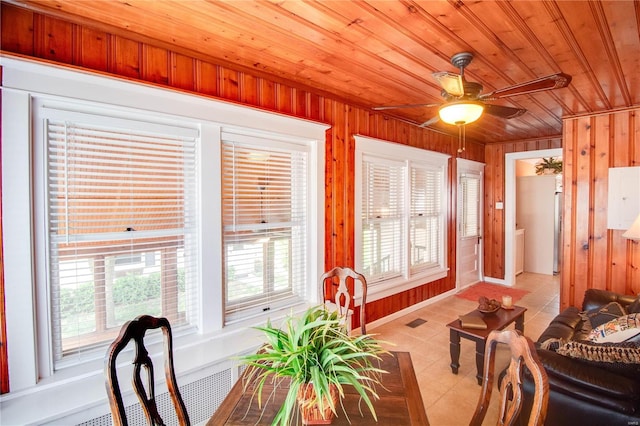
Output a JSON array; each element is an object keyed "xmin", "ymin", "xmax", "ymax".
[
  {"xmin": 515, "ymin": 159, "xmax": 536, "ymax": 177},
  {"xmin": 516, "ymin": 175, "xmax": 557, "ymax": 274}
]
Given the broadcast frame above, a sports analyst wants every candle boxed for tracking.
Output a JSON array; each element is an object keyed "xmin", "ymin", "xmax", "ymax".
[{"xmin": 502, "ymin": 295, "xmax": 513, "ymax": 308}]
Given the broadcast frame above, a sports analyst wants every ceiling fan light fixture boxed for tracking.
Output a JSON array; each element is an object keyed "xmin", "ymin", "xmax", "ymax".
[{"xmin": 438, "ymin": 101, "xmax": 484, "ymax": 125}]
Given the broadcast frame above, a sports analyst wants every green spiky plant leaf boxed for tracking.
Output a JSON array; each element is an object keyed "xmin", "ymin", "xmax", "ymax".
[
  {"xmin": 237, "ymin": 306, "xmax": 389, "ymax": 425},
  {"xmin": 535, "ymin": 157, "xmax": 562, "ymax": 175}
]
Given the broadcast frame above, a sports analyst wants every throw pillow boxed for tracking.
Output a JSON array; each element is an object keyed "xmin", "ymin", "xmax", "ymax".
[
  {"xmin": 584, "ymin": 301, "xmax": 627, "ymax": 328},
  {"xmin": 554, "ymin": 340, "xmax": 640, "ymax": 380},
  {"xmin": 588, "ymin": 313, "xmax": 640, "ymax": 343},
  {"xmin": 556, "ymin": 340, "xmax": 640, "ymax": 363},
  {"xmin": 539, "ymin": 338, "xmax": 564, "ymax": 352}
]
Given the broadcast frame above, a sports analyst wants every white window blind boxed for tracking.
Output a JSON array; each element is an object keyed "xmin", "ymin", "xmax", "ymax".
[
  {"xmin": 361, "ymin": 157, "xmax": 405, "ymax": 283},
  {"xmin": 43, "ymin": 108, "xmax": 199, "ymax": 364},
  {"xmin": 460, "ymin": 174, "xmax": 480, "ymax": 238},
  {"xmin": 221, "ymin": 133, "xmax": 308, "ymax": 323},
  {"xmin": 410, "ymin": 165, "xmax": 443, "ymax": 273}
]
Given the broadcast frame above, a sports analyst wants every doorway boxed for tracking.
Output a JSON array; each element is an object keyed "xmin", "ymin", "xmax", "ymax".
[
  {"xmin": 504, "ymin": 148, "xmax": 562, "ymax": 286},
  {"xmin": 457, "ymin": 158, "xmax": 485, "ymax": 289}
]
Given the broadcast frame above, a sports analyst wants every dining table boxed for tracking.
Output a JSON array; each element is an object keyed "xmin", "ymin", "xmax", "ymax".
[{"xmin": 207, "ymin": 350, "xmax": 429, "ymax": 425}]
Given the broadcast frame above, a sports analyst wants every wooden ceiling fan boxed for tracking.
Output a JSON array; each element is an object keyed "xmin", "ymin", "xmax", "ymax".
[{"xmin": 374, "ymin": 52, "xmax": 572, "ymax": 127}]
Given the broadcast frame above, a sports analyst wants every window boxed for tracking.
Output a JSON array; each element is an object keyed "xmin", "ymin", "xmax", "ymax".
[
  {"xmin": 355, "ymin": 136, "xmax": 449, "ymax": 301},
  {"xmin": 361, "ymin": 158, "xmax": 405, "ymax": 282},
  {"xmin": 36, "ymin": 101, "xmax": 199, "ymax": 364},
  {"xmin": 221, "ymin": 132, "xmax": 310, "ymax": 323},
  {"xmin": 3, "ymin": 57, "xmax": 326, "ymax": 389},
  {"xmin": 460, "ymin": 174, "xmax": 481, "ymax": 238},
  {"xmin": 410, "ymin": 165, "xmax": 444, "ymax": 273}
]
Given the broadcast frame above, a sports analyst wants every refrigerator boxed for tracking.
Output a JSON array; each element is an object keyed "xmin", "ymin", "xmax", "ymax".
[{"xmin": 554, "ymin": 191, "xmax": 562, "ymax": 274}]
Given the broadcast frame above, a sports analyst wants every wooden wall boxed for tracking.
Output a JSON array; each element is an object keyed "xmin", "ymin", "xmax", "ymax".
[
  {"xmin": 5, "ymin": 2, "xmax": 639, "ymax": 333},
  {"xmin": 483, "ymin": 138, "xmax": 562, "ymax": 279},
  {"xmin": 5, "ymin": 3, "xmax": 640, "ymax": 399},
  {"xmin": 484, "ymin": 109, "xmax": 640, "ymax": 310},
  {"xmin": 561, "ymin": 109, "xmax": 640, "ymax": 309},
  {"xmin": 0, "ymin": 3, "xmax": 486, "ymax": 333}
]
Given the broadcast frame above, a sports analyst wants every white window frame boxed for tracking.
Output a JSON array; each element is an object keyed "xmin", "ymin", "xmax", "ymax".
[
  {"xmin": 221, "ymin": 130, "xmax": 314, "ymax": 323},
  {"xmin": 33, "ymin": 99, "xmax": 202, "ymax": 370},
  {"xmin": 1, "ymin": 56, "xmax": 328, "ymax": 401},
  {"xmin": 354, "ymin": 135, "xmax": 450, "ymax": 303}
]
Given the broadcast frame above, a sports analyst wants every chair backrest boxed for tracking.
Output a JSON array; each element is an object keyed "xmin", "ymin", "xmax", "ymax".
[
  {"xmin": 105, "ymin": 315, "xmax": 190, "ymax": 426},
  {"xmin": 470, "ymin": 329, "xmax": 548, "ymax": 426},
  {"xmin": 320, "ymin": 267, "xmax": 367, "ymax": 334}
]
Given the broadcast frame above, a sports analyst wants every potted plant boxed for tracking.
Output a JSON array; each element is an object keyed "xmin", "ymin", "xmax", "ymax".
[
  {"xmin": 237, "ymin": 305, "xmax": 388, "ymax": 425},
  {"xmin": 535, "ymin": 157, "xmax": 563, "ymax": 175}
]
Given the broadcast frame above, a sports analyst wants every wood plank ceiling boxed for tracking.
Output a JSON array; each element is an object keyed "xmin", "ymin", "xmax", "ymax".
[{"xmin": 7, "ymin": 0, "xmax": 640, "ymax": 143}]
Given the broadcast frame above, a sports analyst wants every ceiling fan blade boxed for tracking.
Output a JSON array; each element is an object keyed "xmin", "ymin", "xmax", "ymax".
[
  {"xmin": 372, "ymin": 103, "xmax": 440, "ymax": 111},
  {"xmin": 432, "ymin": 71, "xmax": 464, "ymax": 97},
  {"xmin": 480, "ymin": 72, "xmax": 572, "ymax": 99},
  {"xmin": 419, "ymin": 116, "xmax": 440, "ymax": 127},
  {"xmin": 483, "ymin": 104, "xmax": 527, "ymax": 119}
]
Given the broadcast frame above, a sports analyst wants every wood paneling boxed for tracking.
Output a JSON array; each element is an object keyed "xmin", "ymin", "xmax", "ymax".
[
  {"xmin": 485, "ymin": 109, "xmax": 640, "ymax": 310},
  {"xmin": 0, "ymin": 3, "xmax": 485, "ymax": 344},
  {"xmin": 483, "ymin": 138, "xmax": 562, "ymax": 279},
  {"xmin": 561, "ymin": 109, "xmax": 640, "ymax": 309},
  {"xmin": 0, "ymin": 5, "xmax": 34, "ymax": 56},
  {"xmin": 4, "ymin": 0, "xmax": 638, "ymax": 348},
  {"xmin": 9, "ymin": 0, "xmax": 640, "ymax": 144}
]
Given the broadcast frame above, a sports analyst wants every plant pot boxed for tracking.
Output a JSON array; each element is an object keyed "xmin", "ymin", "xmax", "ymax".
[{"xmin": 297, "ymin": 382, "xmax": 338, "ymax": 425}]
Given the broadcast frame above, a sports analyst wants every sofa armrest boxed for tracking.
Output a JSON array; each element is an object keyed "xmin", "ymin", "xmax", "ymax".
[{"xmin": 537, "ymin": 349, "xmax": 640, "ymax": 400}]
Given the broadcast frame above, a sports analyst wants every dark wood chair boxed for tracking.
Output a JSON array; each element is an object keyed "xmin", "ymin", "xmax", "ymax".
[
  {"xmin": 320, "ymin": 267, "xmax": 368, "ymax": 334},
  {"xmin": 105, "ymin": 315, "xmax": 190, "ymax": 426},
  {"xmin": 470, "ymin": 329, "xmax": 549, "ymax": 426}
]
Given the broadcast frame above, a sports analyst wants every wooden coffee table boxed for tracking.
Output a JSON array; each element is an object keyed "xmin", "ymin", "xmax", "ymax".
[{"xmin": 446, "ymin": 305, "xmax": 526, "ymax": 385}]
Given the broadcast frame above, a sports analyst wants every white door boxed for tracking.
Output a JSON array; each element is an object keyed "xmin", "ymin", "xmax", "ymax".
[{"xmin": 457, "ymin": 159, "xmax": 484, "ymax": 288}]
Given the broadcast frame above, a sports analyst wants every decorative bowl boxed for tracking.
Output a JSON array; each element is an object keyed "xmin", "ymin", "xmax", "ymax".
[
  {"xmin": 477, "ymin": 296, "xmax": 501, "ymax": 314},
  {"xmin": 477, "ymin": 305, "xmax": 500, "ymax": 314}
]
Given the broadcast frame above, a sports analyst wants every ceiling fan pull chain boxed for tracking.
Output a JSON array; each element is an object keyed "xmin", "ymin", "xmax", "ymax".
[
  {"xmin": 456, "ymin": 123, "xmax": 466, "ymax": 154},
  {"xmin": 462, "ymin": 125, "xmax": 467, "ymax": 152}
]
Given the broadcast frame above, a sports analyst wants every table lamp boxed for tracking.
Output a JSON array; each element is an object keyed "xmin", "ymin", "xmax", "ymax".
[{"xmin": 622, "ymin": 213, "xmax": 640, "ymax": 240}]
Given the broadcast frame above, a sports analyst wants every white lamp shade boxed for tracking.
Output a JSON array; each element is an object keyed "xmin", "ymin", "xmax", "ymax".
[
  {"xmin": 438, "ymin": 101, "xmax": 484, "ymax": 125},
  {"xmin": 623, "ymin": 213, "xmax": 640, "ymax": 240}
]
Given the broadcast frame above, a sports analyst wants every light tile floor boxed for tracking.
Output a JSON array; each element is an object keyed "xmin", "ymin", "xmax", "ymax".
[{"xmin": 370, "ymin": 272, "xmax": 560, "ymax": 425}]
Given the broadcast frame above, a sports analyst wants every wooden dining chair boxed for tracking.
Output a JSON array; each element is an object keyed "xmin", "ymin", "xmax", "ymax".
[
  {"xmin": 105, "ymin": 315, "xmax": 190, "ymax": 426},
  {"xmin": 470, "ymin": 329, "xmax": 549, "ymax": 426},
  {"xmin": 320, "ymin": 266, "xmax": 368, "ymax": 334}
]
